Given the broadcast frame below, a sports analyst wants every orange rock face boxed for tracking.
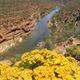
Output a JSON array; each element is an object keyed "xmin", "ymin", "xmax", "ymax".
[{"xmin": 0, "ymin": 13, "xmax": 38, "ymax": 43}]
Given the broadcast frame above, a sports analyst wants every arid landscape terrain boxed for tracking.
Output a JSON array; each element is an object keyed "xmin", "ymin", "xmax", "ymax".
[
  {"xmin": 0, "ymin": 0, "xmax": 80, "ymax": 80},
  {"xmin": 0, "ymin": 0, "xmax": 80, "ymax": 44},
  {"xmin": 0, "ymin": 0, "xmax": 61, "ymax": 44}
]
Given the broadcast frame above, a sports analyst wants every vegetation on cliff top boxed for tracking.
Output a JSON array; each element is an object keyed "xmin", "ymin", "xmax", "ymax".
[{"xmin": 49, "ymin": 6, "xmax": 80, "ymax": 43}]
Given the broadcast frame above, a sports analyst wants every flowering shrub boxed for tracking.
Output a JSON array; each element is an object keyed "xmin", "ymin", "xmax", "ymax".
[
  {"xmin": 0, "ymin": 49, "xmax": 80, "ymax": 80},
  {"xmin": 0, "ymin": 62, "xmax": 32, "ymax": 80}
]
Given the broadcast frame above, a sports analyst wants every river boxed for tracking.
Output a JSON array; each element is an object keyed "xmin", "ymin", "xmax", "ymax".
[{"xmin": 0, "ymin": 8, "xmax": 60, "ymax": 60}]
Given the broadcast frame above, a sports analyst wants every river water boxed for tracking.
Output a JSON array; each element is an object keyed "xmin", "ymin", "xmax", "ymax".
[{"xmin": 0, "ymin": 8, "xmax": 60, "ymax": 59}]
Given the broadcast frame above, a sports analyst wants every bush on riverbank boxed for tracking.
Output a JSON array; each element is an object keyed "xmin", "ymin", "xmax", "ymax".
[
  {"xmin": 66, "ymin": 45, "xmax": 80, "ymax": 61},
  {"xmin": 0, "ymin": 49, "xmax": 80, "ymax": 80}
]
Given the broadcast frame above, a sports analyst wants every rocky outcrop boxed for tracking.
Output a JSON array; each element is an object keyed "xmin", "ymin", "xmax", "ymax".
[
  {"xmin": 0, "ymin": 12, "xmax": 39, "ymax": 53},
  {"xmin": 0, "ymin": 13, "xmax": 39, "ymax": 43}
]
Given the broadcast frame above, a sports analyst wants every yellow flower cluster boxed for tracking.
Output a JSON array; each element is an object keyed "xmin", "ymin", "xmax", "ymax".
[
  {"xmin": 0, "ymin": 49, "xmax": 80, "ymax": 80},
  {"xmin": 0, "ymin": 62, "xmax": 32, "ymax": 80}
]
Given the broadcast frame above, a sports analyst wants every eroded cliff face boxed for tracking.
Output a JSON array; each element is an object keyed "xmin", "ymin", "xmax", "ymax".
[
  {"xmin": 0, "ymin": 0, "xmax": 60, "ymax": 43},
  {"xmin": 0, "ymin": 13, "xmax": 39, "ymax": 43},
  {"xmin": 0, "ymin": 12, "xmax": 39, "ymax": 53},
  {"xmin": 0, "ymin": 0, "xmax": 61, "ymax": 53}
]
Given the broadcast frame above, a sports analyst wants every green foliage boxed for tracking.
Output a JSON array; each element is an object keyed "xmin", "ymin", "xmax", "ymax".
[
  {"xmin": 66, "ymin": 46, "xmax": 80, "ymax": 60},
  {"xmin": 44, "ymin": 36, "xmax": 54, "ymax": 49}
]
